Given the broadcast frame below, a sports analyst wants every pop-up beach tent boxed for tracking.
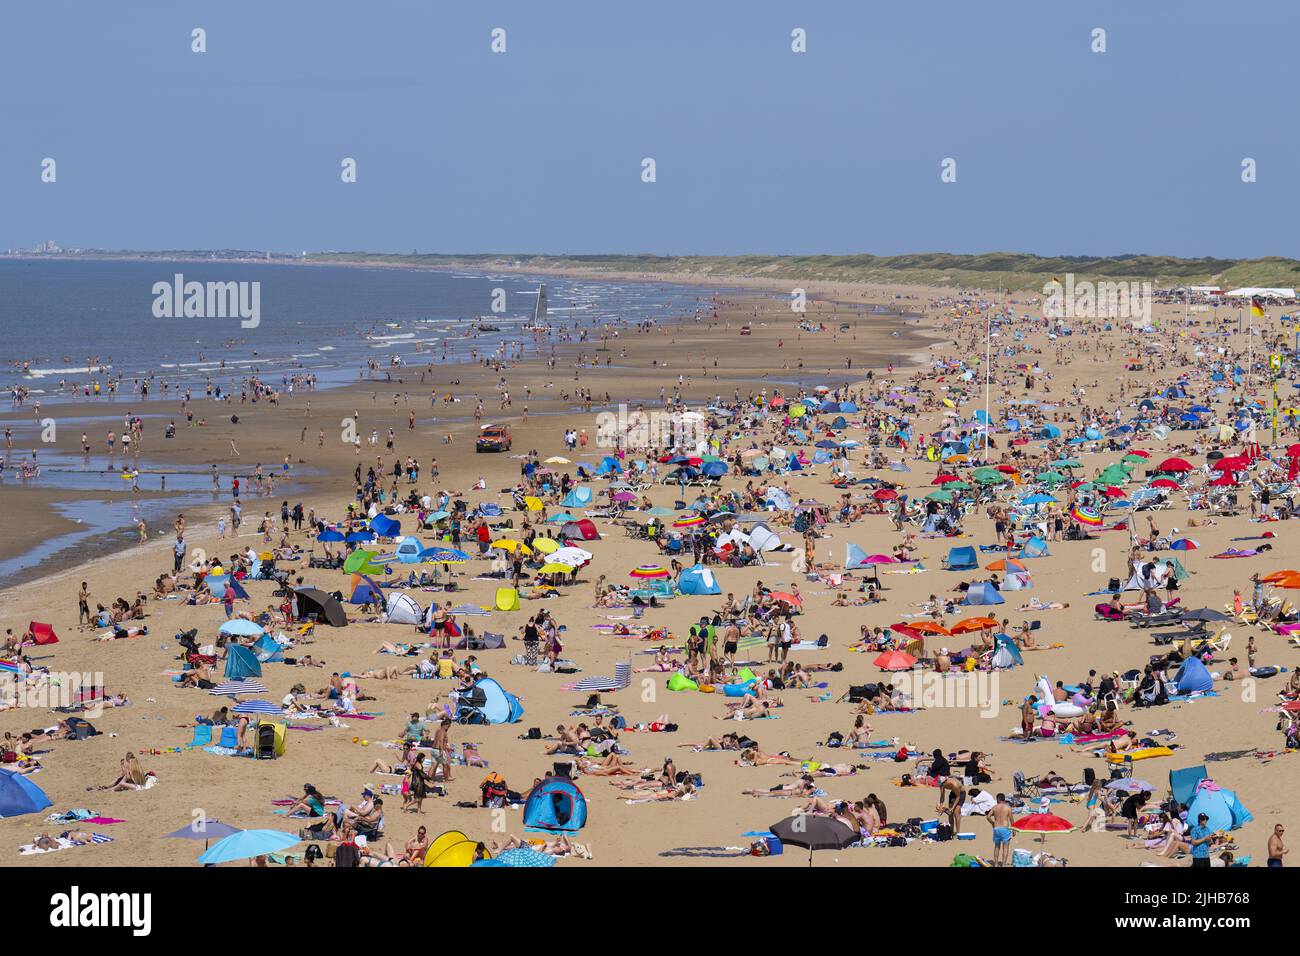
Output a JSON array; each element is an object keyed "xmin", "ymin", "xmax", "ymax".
[
  {"xmin": 456, "ymin": 677, "xmax": 524, "ymax": 724},
  {"xmin": 1188, "ymin": 780, "xmax": 1253, "ymax": 832},
  {"xmin": 1173, "ymin": 655, "xmax": 1214, "ymax": 694},
  {"xmin": 348, "ymin": 574, "xmax": 384, "ymax": 605},
  {"xmin": 224, "ymin": 644, "xmax": 263, "ymax": 681},
  {"xmin": 523, "ymin": 776, "xmax": 587, "ymax": 833},
  {"xmin": 294, "ymin": 587, "xmax": 348, "ymax": 627},
  {"xmin": 0, "ymin": 773, "xmax": 52, "ymax": 818},
  {"xmin": 561, "ymin": 486, "xmax": 593, "ymax": 508},
  {"xmin": 962, "ymin": 582, "xmax": 1005, "ymax": 606},
  {"xmin": 29, "ymin": 622, "xmax": 58, "ymax": 645},
  {"xmin": 384, "ymin": 592, "xmax": 423, "ymax": 625},
  {"xmin": 369, "ymin": 513, "xmax": 401, "ymax": 538},
  {"xmin": 1169, "ymin": 764, "xmax": 1208, "ymax": 806},
  {"xmin": 678, "ymin": 565, "xmax": 721, "ymax": 596},
  {"xmin": 944, "ymin": 546, "xmax": 978, "ymax": 571}
]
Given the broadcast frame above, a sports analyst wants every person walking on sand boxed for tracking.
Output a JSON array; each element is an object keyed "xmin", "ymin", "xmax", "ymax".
[
  {"xmin": 78, "ymin": 582, "xmax": 91, "ymax": 626},
  {"xmin": 229, "ymin": 439, "xmax": 240, "ymax": 458},
  {"xmin": 1269, "ymin": 823, "xmax": 1288, "ymax": 867}
]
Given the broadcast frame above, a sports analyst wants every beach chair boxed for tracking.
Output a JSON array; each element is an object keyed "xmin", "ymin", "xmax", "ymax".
[
  {"xmin": 1203, "ymin": 631, "xmax": 1232, "ymax": 655},
  {"xmin": 188, "ymin": 724, "xmax": 213, "ymax": 748},
  {"xmin": 218, "ymin": 725, "xmax": 239, "ymax": 749}
]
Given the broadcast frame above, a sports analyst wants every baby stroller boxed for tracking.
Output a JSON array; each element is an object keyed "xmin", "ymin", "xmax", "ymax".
[{"xmin": 255, "ymin": 723, "xmax": 279, "ymax": 760}]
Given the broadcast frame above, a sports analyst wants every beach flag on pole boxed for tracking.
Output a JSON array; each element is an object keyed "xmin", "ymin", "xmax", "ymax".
[{"xmin": 1252, "ymin": 297, "xmax": 1267, "ymax": 319}]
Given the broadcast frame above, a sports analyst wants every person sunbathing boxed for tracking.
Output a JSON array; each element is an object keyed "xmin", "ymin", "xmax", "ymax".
[
  {"xmin": 717, "ymin": 700, "xmax": 774, "ymax": 721},
  {"xmin": 681, "ymin": 733, "xmax": 745, "ymax": 752},
  {"xmin": 737, "ymin": 747, "xmax": 801, "ymax": 767},
  {"xmin": 798, "ymin": 796, "xmax": 860, "ymax": 832},
  {"xmin": 575, "ymin": 753, "xmax": 641, "ymax": 775},
  {"xmin": 741, "ymin": 775, "xmax": 816, "ymax": 798}
]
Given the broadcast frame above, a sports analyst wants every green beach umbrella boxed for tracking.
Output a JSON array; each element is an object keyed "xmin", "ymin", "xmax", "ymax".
[
  {"xmin": 1036, "ymin": 471, "xmax": 1066, "ymax": 484},
  {"xmin": 1050, "ymin": 458, "xmax": 1081, "ymax": 469},
  {"xmin": 343, "ymin": 549, "xmax": 384, "ymax": 575},
  {"xmin": 926, "ymin": 489, "xmax": 954, "ymax": 502}
]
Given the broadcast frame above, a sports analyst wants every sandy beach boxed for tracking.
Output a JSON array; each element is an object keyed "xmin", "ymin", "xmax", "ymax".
[{"xmin": 2, "ymin": 270, "xmax": 1296, "ymax": 870}]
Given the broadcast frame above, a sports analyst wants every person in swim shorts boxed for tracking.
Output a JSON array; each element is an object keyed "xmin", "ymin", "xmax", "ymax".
[{"xmin": 989, "ymin": 793, "xmax": 1015, "ymax": 867}]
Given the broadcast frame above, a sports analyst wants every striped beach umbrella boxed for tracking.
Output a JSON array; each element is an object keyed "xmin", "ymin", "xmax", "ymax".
[
  {"xmin": 629, "ymin": 564, "xmax": 670, "ymax": 579},
  {"xmin": 673, "ymin": 515, "xmax": 706, "ymax": 527},
  {"xmin": 1072, "ymin": 505, "xmax": 1103, "ymax": 526},
  {"xmin": 231, "ymin": 699, "xmax": 284, "ymax": 715},
  {"xmin": 496, "ymin": 846, "xmax": 556, "ymax": 868},
  {"xmin": 209, "ymin": 680, "xmax": 268, "ymax": 697}
]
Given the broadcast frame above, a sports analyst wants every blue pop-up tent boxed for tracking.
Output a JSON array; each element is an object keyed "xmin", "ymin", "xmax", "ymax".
[
  {"xmin": 561, "ymin": 486, "xmax": 593, "ymax": 508},
  {"xmin": 223, "ymin": 644, "xmax": 263, "ymax": 681},
  {"xmin": 457, "ymin": 677, "xmax": 524, "ymax": 724},
  {"xmin": 523, "ymin": 776, "xmax": 587, "ymax": 833},
  {"xmin": 370, "ymin": 513, "xmax": 401, "ymax": 538},
  {"xmin": 678, "ymin": 565, "xmax": 721, "ymax": 595},
  {"xmin": 1169, "ymin": 765, "xmax": 1208, "ymax": 806},
  {"xmin": 1173, "ymin": 655, "xmax": 1214, "ymax": 694},
  {"xmin": 944, "ymin": 546, "xmax": 978, "ymax": 570},
  {"xmin": 1188, "ymin": 782, "xmax": 1253, "ymax": 832},
  {"xmin": 1017, "ymin": 536, "xmax": 1051, "ymax": 558},
  {"xmin": 0, "ymin": 773, "xmax": 52, "ymax": 818},
  {"xmin": 962, "ymin": 582, "xmax": 1005, "ymax": 606}
]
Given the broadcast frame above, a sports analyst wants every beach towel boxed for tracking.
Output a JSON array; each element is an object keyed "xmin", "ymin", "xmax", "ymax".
[{"xmin": 19, "ymin": 833, "xmax": 112, "ymax": 855}]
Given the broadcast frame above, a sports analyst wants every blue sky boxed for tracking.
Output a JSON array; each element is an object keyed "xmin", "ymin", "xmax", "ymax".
[{"xmin": 2, "ymin": 0, "xmax": 1297, "ymax": 258}]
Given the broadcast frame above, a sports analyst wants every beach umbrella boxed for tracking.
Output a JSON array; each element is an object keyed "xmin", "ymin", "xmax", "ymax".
[
  {"xmin": 1105, "ymin": 779, "xmax": 1155, "ymax": 793},
  {"xmin": 906, "ymin": 621, "xmax": 951, "ymax": 636},
  {"xmin": 944, "ymin": 481, "xmax": 971, "ymax": 491},
  {"xmin": 874, "ymin": 650, "xmax": 917, "ymax": 671},
  {"xmin": 316, "ymin": 529, "xmax": 345, "ymax": 542},
  {"xmin": 949, "ymin": 616, "xmax": 999, "ymax": 634},
  {"xmin": 1157, "ymin": 457, "xmax": 1192, "ymax": 472},
  {"xmin": 232, "ymin": 699, "xmax": 284, "ymax": 715},
  {"xmin": 860, "ymin": 554, "xmax": 899, "ymax": 565},
  {"xmin": 985, "ymin": 558, "xmax": 1028, "ymax": 572},
  {"xmin": 209, "ymin": 679, "xmax": 268, "ymax": 697},
  {"xmin": 1170, "ymin": 538, "xmax": 1199, "ymax": 551},
  {"xmin": 629, "ymin": 564, "xmax": 669, "ymax": 579},
  {"xmin": 873, "ymin": 488, "xmax": 899, "ymax": 501},
  {"xmin": 491, "ymin": 539, "xmax": 533, "ymax": 555},
  {"xmin": 1212, "ymin": 456, "xmax": 1249, "ymax": 472},
  {"xmin": 1148, "ymin": 478, "xmax": 1180, "ymax": 489},
  {"xmin": 1072, "ymin": 505, "xmax": 1103, "ymax": 526},
  {"xmin": 1181, "ymin": 608, "xmax": 1232, "ymax": 622},
  {"xmin": 1036, "ymin": 471, "xmax": 1067, "ymax": 484},
  {"xmin": 768, "ymin": 591, "xmax": 803, "ymax": 608},
  {"xmin": 925, "ymin": 489, "xmax": 954, "ymax": 502},
  {"xmin": 550, "ymin": 547, "xmax": 593, "ymax": 567},
  {"xmin": 345, "ymin": 530, "xmax": 375, "ymax": 543},
  {"xmin": 1209, "ymin": 474, "xmax": 1237, "ymax": 487},
  {"xmin": 1012, "ymin": 813, "xmax": 1076, "ymax": 843},
  {"xmin": 218, "ymin": 619, "xmax": 265, "ymax": 638},
  {"xmin": 163, "ymin": 817, "xmax": 243, "ymax": 851},
  {"xmin": 531, "ymin": 537, "xmax": 561, "ymax": 554},
  {"xmin": 196, "ymin": 829, "xmax": 299, "ymax": 865},
  {"xmin": 611, "ymin": 491, "xmax": 637, "ymax": 503},
  {"xmin": 538, "ymin": 562, "xmax": 576, "ymax": 575},
  {"xmin": 1261, "ymin": 570, "xmax": 1300, "ymax": 584},
  {"xmin": 419, "ymin": 547, "xmax": 470, "ymax": 563},
  {"xmin": 1021, "ymin": 493, "xmax": 1056, "ymax": 505},
  {"xmin": 995, "ymin": 464, "xmax": 1019, "ymax": 474},
  {"xmin": 343, "ymin": 549, "xmax": 384, "ymax": 575},
  {"xmin": 973, "ymin": 468, "xmax": 1007, "ymax": 484},
  {"xmin": 544, "ymin": 456, "xmax": 571, "ymax": 465},
  {"xmin": 769, "ymin": 814, "xmax": 859, "ymax": 866},
  {"xmin": 0, "ymin": 773, "xmax": 52, "ymax": 818},
  {"xmin": 673, "ymin": 515, "xmax": 706, "ymax": 527},
  {"xmin": 496, "ymin": 845, "xmax": 557, "ymax": 868},
  {"xmin": 932, "ymin": 474, "xmax": 960, "ymax": 485}
]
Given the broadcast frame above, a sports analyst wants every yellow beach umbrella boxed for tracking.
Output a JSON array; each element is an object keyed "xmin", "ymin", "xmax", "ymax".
[
  {"xmin": 539, "ymin": 562, "xmax": 573, "ymax": 574},
  {"xmin": 532, "ymin": 537, "xmax": 560, "ymax": 554},
  {"xmin": 523, "ymin": 495, "xmax": 543, "ymax": 511},
  {"xmin": 491, "ymin": 539, "xmax": 533, "ymax": 556},
  {"xmin": 544, "ymin": 456, "xmax": 571, "ymax": 465}
]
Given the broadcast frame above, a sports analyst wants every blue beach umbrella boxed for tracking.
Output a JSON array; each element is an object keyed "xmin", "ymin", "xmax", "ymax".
[
  {"xmin": 218, "ymin": 619, "xmax": 265, "ymax": 638},
  {"xmin": 196, "ymin": 829, "xmax": 299, "ymax": 865},
  {"xmin": 496, "ymin": 846, "xmax": 556, "ymax": 868},
  {"xmin": 316, "ymin": 529, "xmax": 344, "ymax": 542}
]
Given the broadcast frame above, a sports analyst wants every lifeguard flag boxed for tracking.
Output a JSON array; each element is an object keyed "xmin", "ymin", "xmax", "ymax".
[{"xmin": 1252, "ymin": 297, "xmax": 1266, "ymax": 318}]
